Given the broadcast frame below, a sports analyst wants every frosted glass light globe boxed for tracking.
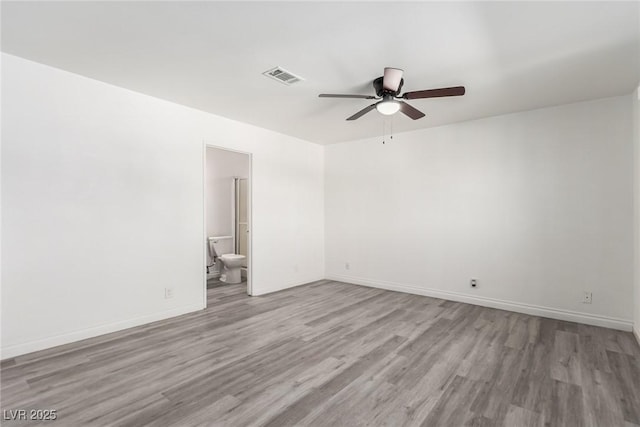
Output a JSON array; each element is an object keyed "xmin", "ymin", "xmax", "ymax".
[{"xmin": 376, "ymin": 100, "xmax": 400, "ymax": 115}]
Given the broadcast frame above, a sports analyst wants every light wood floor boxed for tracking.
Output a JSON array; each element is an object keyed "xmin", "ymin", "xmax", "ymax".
[{"xmin": 2, "ymin": 280, "xmax": 639, "ymax": 426}]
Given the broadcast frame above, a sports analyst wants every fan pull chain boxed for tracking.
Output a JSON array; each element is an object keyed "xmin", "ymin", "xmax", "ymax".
[{"xmin": 382, "ymin": 118, "xmax": 393, "ymax": 144}]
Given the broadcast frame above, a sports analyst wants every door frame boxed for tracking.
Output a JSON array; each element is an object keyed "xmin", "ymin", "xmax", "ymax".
[{"xmin": 203, "ymin": 142, "xmax": 253, "ymax": 304}]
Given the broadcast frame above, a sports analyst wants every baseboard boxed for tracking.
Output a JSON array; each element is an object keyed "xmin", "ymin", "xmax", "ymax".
[
  {"xmin": 634, "ymin": 327, "xmax": 640, "ymax": 346},
  {"xmin": 251, "ymin": 276, "xmax": 325, "ymax": 296},
  {"xmin": 1, "ymin": 303, "xmax": 205, "ymax": 360},
  {"xmin": 326, "ymin": 274, "xmax": 633, "ymax": 332}
]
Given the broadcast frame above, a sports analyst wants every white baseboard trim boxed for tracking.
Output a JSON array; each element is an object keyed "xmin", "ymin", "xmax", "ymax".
[
  {"xmin": 252, "ymin": 276, "xmax": 326, "ymax": 296},
  {"xmin": 634, "ymin": 327, "xmax": 640, "ymax": 346},
  {"xmin": 1, "ymin": 303, "xmax": 205, "ymax": 360},
  {"xmin": 326, "ymin": 274, "xmax": 633, "ymax": 332}
]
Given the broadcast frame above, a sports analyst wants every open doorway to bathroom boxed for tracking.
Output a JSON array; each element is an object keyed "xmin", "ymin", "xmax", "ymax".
[{"xmin": 204, "ymin": 145, "xmax": 252, "ymax": 303}]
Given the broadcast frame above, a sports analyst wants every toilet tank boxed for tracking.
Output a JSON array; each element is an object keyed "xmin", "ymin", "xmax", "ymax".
[{"xmin": 209, "ymin": 236, "xmax": 233, "ymax": 256}]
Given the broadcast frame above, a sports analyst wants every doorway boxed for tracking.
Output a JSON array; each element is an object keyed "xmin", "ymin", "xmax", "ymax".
[{"xmin": 204, "ymin": 145, "xmax": 252, "ymax": 303}]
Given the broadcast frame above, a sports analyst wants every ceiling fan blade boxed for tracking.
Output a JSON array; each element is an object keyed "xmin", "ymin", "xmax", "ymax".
[
  {"xmin": 346, "ymin": 103, "xmax": 378, "ymax": 121},
  {"xmin": 398, "ymin": 101, "xmax": 426, "ymax": 120},
  {"xmin": 319, "ymin": 94, "xmax": 377, "ymax": 99},
  {"xmin": 402, "ymin": 86, "xmax": 466, "ymax": 100},
  {"xmin": 383, "ymin": 67, "xmax": 404, "ymax": 92}
]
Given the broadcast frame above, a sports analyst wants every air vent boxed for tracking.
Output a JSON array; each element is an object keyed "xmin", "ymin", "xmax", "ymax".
[{"xmin": 262, "ymin": 66, "xmax": 304, "ymax": 85}]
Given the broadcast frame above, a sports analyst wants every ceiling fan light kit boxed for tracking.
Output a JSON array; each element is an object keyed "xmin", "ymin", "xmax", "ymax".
[
  {"xmin": 376, "ymin": 96, "xmax": 400, "ymax": 115},
  {"xmin": 319, "ymin": 67, "xmax": 465, "ymax": 121}
]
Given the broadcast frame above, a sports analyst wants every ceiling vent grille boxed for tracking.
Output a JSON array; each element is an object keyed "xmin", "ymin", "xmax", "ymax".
[{"xmin": 262, "ymin": 66, "xmax": 304, "ymax": 85}]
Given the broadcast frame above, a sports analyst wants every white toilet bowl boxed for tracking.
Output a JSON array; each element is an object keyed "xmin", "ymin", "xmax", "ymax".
[{"xmin": 219, "ymin": 254, "xmax": 246, "ymax": 284}]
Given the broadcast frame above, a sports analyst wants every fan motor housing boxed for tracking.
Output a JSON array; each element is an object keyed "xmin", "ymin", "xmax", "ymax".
[{"xmin": 373, "ymin": 76, "xmax": 404, "ymax": 97}]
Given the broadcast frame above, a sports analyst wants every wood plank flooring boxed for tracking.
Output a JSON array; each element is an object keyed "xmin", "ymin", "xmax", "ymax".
[{"xmin": 2, "ymin": 280, "xmax": 639, "ymax": 426}]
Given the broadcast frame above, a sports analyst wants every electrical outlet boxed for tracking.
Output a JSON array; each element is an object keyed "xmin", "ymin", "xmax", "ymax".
[
  {"xmin": 165, "ymin": 288, "xmax": 174, "ymax": 299},
  {"xmin": 470, "ymin": 278, "xmax": 477, "ymax": 288},
  {"xmin": 345, "ymin": 262, "xmax": 350, "ymax": 270},
  {"xmin": 582, "ymin": 291, "xmax": 592, "ymax": 304}
]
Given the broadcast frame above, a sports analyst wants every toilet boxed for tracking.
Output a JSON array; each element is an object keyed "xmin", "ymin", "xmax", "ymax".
[{"xmin": 209, "ymin": 236, "xmax": 246, "ymax": 284}]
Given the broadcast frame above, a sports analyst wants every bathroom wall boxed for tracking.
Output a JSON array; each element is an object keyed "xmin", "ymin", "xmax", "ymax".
[
  {"xmin": 1, "ymin": 54, "xmax": 325, "ymax": 358},
  {"xmin": 205, "ymin": 147, "xmax": 250, "ymax": 238},
  {"xmin": 325, "ymin": 95, "xmax": 634, "ymax": 330},
  {"xmin": 634, "ymin": 86, "xmax": 640, "ymax": 342}
]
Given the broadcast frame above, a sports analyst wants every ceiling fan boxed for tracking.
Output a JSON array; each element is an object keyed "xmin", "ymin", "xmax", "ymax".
[{"xmin": 319, "ymin": 67, "xmax": 465, "ymax": 121}]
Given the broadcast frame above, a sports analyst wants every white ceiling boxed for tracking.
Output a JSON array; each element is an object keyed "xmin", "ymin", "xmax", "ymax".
[{"xmin": 2, "ymin": 1, "xmax": 639, "ymax": 144}]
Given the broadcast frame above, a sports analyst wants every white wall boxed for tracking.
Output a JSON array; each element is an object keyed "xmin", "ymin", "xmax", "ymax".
[
  {"xmin": 1, "ymin": 54, "xmax": 324, "ymax": 358},
  {"xmin": 634, "ymin": 87, "xmax": 640, "ymax": 342},
  {"xmin": 205, "ymin": 147, "xmax": 250, "ymax": 238},
  {"xmin": 325, "ymin": 95, "xmax": 634, "ymax": 330}
]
